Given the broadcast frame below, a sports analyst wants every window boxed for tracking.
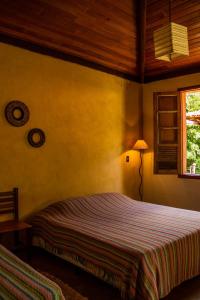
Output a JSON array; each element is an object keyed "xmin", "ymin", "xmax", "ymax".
[
  {"xmin": 154, "ymin": 87, "xmax": 200, "ymax": 178},
  {"xmin": 179, "ymin": 86, "xmax": 200, "ymax": 177}
]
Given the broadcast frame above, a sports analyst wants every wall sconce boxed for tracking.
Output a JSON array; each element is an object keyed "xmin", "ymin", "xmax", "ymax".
[
  {"xmin": 133, "ymin": 139, "xmax": 148, "ymax": 201},
  {"xmin": 153, "ymin": 0, "xmax": 189, "ymax": 61}
]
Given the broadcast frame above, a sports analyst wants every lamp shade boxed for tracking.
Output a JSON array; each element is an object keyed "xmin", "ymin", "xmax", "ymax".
[
  {"xmin": 133, "ymin": 139, "xmax": 149, "ymax": 150},
  {"xmin": 153, "ymin": 22, "xmax": 189, "ymax": 61}
]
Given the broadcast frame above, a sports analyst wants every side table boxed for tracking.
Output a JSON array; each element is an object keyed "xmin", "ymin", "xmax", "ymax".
[{"xmin": 0, "ymin": 221, "xmax": 32, "ymax": 260}]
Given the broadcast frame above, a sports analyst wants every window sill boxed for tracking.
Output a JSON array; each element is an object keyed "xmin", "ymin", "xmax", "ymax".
[{"xmin": 178, "ymin": 174, "xmax": 200, "ymax": 179}]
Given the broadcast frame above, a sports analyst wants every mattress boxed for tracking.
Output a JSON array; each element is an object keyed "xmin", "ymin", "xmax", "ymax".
[
  {"xmin": 30, "ymin": 192, "xmax": 200, "ymax": 300},
  {"xmin": 0, "ymin": 244, "xmax": 65, "ymax": 300}
]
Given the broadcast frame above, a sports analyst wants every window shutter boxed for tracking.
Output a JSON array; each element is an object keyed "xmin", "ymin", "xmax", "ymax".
[{"xmin": 154, "ymin": 92, "xmax": 179, "ymax": 174}]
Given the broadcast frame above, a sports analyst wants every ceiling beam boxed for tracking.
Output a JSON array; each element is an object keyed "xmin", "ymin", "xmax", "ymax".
[
  {"xmin": 144, "ymin": 63, "xmax": 200, "ymax": 83},
  {"xmin": 137, "ymin": 0, "xmax": 147, "ymax": 83},
  {"xmin": 0, "ymin": 33, "xmax": 139, "ymax": 82}
]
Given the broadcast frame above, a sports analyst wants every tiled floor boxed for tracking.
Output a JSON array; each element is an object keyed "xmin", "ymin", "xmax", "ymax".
[{"xmin": 28, "ymin": 247, "xmax": 200, "ymax": 300}]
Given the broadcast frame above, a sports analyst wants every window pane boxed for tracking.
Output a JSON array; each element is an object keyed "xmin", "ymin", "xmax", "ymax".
[{"xmin": 186, "ymin": 91, "xmax": 200, "ymax": 174}]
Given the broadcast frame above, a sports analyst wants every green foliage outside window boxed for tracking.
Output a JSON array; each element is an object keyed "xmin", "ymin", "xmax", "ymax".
[{"xmin": 186, "ymin": 92, "xmax": 200, "ymax": 173}]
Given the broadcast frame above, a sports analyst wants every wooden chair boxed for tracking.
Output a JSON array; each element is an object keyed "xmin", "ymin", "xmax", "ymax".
[{"xmin": 0, "ymin": 188, "xmax": 32, "ymax": 255}]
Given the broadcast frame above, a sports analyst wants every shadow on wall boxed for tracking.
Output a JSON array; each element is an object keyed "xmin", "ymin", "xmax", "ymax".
[{"xmin": 121, "ymin": 80, "xmax": 140, "ymax": 200}]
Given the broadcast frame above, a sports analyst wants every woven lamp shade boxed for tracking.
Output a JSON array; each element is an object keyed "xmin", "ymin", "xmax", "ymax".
[{"xmin": 153, "ymin": 22, "xmax": 189, "ymax": 62}]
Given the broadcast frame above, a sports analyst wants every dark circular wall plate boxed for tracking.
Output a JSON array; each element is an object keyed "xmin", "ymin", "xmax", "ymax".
[
  {"xmin": 28, "ymin": 128, "xmax": 46, "ymax": 148},
  {"xmin": 5, "ymin": 100, "xmax": 29, "ymax": 127}
]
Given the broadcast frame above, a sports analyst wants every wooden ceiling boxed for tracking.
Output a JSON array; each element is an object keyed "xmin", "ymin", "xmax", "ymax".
[{"xmin": 0, "ymin": 0, "xmax": 199, "ymax": 82}]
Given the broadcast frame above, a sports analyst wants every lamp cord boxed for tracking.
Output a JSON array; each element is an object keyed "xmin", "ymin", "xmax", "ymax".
[{"xmin": 139, "ymin": 151, "xmax": 143, "ymax": 201}]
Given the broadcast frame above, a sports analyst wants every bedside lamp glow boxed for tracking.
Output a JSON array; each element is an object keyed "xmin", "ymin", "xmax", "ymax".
[
  {"xmin": 133, "ymin": 139, "xmax": 149, "ymax": 201},
  {"xmin": 133, "ymin": 139, "xmax": 148, "ymax": 150}
]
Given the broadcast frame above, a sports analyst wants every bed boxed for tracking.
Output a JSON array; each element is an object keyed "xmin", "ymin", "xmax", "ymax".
[
  {"xmin": 30, "ymin": 192, "xmax": 200, "ymax": 300},
  {"xmin": 0, "ymin": 244, "xmax": 65, "ymax": 300}
]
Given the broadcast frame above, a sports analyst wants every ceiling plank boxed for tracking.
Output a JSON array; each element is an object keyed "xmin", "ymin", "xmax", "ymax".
[{"xmin": 137, "ymin": 0, "xmax": 147, "ymax": 83}]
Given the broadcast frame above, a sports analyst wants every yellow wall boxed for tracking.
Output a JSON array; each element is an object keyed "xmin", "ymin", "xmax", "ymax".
[
  {"xmin": 143, "ymin": 73, "xmax": 200, "ymax": 211},
  {"xmin": 0, "ymin": 42, "xmax": 140, "ymax": 218},
  {"xmin": 1, "ymin": 43, "xmax": 199, "ymax": 218}
]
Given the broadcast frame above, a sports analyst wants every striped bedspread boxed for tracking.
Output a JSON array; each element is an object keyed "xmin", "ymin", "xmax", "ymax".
[
  {"xmin": 0, "ymin": 244, "xmax": 65, "ymax": 300},
  {"xmin": 31, "ymin": 193, "xmax": 200, "ymax": 300}
]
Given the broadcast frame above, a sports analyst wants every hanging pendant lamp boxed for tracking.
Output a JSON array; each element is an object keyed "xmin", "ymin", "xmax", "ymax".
[{"xmin": 153, "ymin": 0, "xmax": 189, "ymax": 61}]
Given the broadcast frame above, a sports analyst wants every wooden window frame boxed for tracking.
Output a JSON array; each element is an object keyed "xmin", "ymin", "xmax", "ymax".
[
  {"xmin": 178, "ymin": 85, "xmax": 200, "ymax": 179},
  {"xmin": 154, "ymin": 92, "xmax": 179, "ymax": 174}
]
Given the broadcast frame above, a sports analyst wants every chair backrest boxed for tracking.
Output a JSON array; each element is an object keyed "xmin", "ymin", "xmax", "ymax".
[{"xmin": 0, "ymin": 188, "xmax": 19, "ymax": 222}]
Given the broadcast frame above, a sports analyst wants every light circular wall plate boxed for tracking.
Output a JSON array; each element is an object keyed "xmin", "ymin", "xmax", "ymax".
[
  {"xmin": 5, "ymin": 100, "xmax": 29, "ymax": 127},
  {"xmin": 27, "ymin": 128, "xmax": 46, "ymax": 148}
]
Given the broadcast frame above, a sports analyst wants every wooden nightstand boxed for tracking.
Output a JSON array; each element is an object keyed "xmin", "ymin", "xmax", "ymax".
[
  {"xmin": 0, "ymin": 220, "xmax": 32, "ymax": 251},
  {"xmin": 0, "ymin": 188, "xmax": 32, "ymax": 259}
]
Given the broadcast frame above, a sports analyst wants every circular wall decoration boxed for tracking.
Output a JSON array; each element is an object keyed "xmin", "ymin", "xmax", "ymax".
[
  {"xmin": 28, "ymin": 128, "xmax": 46, "ymax": 148},
  {"xmin": 5, "ymin": 100, "xmax": 29, "ymax": 127}
]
